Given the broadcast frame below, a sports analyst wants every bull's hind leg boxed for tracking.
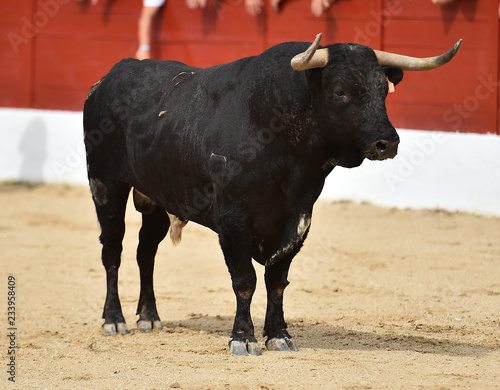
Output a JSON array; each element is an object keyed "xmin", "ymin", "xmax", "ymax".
[
  {"xmin": 91, "ymin": 179, "xmax": 131, "ymax": 335},
  {"xmin": 135, "ymin": 205, "xmax": 169, "ymax": 332}
]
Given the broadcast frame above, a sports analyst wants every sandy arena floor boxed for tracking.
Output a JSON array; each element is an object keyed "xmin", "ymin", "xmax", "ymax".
[{"xmin": 1, "ymin": 184, "xmax": 499, "ymax": 389}]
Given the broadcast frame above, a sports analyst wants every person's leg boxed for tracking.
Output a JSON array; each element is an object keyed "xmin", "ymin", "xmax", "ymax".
[{"xmin": 136, "ymin": 0, "xmax": 165, "ymax": 60}]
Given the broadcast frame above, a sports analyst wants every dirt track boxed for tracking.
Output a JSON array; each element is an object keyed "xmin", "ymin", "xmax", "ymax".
[{"xmin": 1, "ymin": 184, "xmax": 499, "ymax": 389}]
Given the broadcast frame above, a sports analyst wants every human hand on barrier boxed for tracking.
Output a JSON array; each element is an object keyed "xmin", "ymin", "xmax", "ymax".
[
  {"xmin": 186, "ymin": 0, "xmax": 207, "ymax": 9},
  {"xmin": 245, "ymin": 0, "xmax": 263, "ymax": 15},
  {"xmin": 270, "ymin": 0, "xmax": 281, "ymax": 12},
  {"xmin": 311, "ymin": 0, "xmax": 335, "ymax": 17}
]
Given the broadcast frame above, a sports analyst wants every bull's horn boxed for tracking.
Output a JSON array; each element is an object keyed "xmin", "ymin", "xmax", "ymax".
[
  {"xmin": 291, "ymin": 33, "xmax": 329, "ymax": 71},
  {"xmin": 374, "ymin": 39, "xmax": 462, "ymax": 71}
]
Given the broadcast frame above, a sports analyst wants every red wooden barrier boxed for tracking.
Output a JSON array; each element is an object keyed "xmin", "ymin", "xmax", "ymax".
[{"xmin": 1, "ymin": 0, "xmax": 498, "ymax": 133}]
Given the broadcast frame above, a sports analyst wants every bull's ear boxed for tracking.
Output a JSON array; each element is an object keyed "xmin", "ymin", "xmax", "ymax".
[{"xmin": 383, "ymin": 66, "xmax": 404, "ymax": 86}]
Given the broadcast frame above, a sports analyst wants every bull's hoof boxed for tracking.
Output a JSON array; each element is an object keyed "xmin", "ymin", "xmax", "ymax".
[
  {"xmin": 229, "ymin": 339, "xmax": 262, "ymax": 356},
  {"xmin": 266, "ymin": 337, "xmax": 299, "ymax": 352},
  {"xmin": 137, "ymin": 319, "xmax": 163, "ymax": 332},
  {"xmin": 103, "ymin": 322, "xmax": 128, "ymax": 335}
]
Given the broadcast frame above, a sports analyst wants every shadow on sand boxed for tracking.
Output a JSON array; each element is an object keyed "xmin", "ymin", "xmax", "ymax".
[{"xmin": 161, "ymin": 314, "xmax": 493, "ymax": 357}]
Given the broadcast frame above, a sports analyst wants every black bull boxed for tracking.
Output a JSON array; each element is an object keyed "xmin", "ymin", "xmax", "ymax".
[{"xmin": 83, "ymin": 34, "xmax": 461, "ymax": 355}]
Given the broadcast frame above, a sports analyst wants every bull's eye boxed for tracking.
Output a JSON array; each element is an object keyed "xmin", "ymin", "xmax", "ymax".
[{"xmin": 332, "ymin": 89, "xmax": 348, "ymax": 103}]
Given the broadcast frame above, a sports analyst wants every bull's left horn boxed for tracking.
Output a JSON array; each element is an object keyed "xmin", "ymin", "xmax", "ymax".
[
  {"xmin": 374, "ymin": 39, "xmax": 462, "ymax": 71},
  {"xmin": 291, "ymin": 33, "xmax": 329, "ymax": 71}
]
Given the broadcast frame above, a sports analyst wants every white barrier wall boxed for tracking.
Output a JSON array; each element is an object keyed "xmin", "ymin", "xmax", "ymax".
[
  {"xmin": 0, "ymin": 108, "xmax": 87, "ymax": 185},
  {"xmin": 1, "ymin": 108, "xmax": 499, "ymax": 216},
  {"xmin": 324, "ymin": 129, "xmax": 500, "ymax": 216}
]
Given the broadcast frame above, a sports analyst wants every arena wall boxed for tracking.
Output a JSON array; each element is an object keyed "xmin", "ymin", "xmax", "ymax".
[{"xmin": 1, "ymin": 107, "xmax": 499, "ymax": 216}]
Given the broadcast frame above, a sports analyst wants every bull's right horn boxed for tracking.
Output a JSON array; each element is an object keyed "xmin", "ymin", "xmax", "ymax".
[
  {"xmin": 374, "ymin": 39, "xmax": 462, "ymax": 71},
  {"xmin": 291, "ymin": 33, "xmax": 329, "ymax": 71}
]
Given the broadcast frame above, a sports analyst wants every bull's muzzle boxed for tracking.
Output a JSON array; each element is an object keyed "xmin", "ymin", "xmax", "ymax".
[{"xmin": 363, "ymin": 137, "xmax": 399, "ymax": 161}]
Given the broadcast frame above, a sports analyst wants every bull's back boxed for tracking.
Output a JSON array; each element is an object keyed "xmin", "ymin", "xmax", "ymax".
[
  {"xmin": 84, "ymin": 58, "xmax": 198, "ymax": 129},
  {"xmin": 84, "ymin": 58, "xmax": 200, "ymax": 172}
]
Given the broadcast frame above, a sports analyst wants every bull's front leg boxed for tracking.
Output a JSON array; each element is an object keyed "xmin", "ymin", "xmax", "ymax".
[
  {"xmin": 264, "ymin": 253, "xmax": 299, "ymax": 352},
  {"xmin": 218, "ymin": 220, "xmax": 261, "ymax": 356}
]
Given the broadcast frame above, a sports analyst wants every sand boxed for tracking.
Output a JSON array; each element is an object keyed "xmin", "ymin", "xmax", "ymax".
[{"xmin": 1, "ymin": 184, "xmax": 499, "ymax": 389}]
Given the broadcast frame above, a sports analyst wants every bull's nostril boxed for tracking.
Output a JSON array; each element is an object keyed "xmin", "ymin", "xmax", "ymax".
[
  {"xmin": 376, "ymin": 141, "xmax": 387, "ymax": 153},
  {"xmin": 364, "ymin": 139, "xmax": 398, "ymax": 160}
]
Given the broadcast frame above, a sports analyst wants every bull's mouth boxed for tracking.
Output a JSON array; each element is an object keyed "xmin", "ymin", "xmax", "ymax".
[{"xmin": 363, "ymin": 139, "xmax": 399, "ymax": 161}]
